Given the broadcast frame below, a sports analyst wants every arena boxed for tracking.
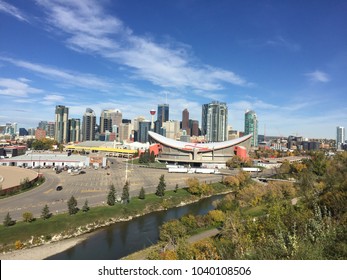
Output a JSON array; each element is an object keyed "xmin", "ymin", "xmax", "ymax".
[{"xmin": 148, "ymin": 131, "xmax": 252, "ymax": 167}]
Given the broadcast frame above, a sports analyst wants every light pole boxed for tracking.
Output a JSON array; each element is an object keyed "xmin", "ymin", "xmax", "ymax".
[{"xmin": 125, "ymin": 158, "xmax": 128, "ymax": 182}]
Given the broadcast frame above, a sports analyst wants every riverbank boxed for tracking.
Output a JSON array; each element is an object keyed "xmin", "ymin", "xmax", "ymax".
[
  {"xmin": 122, "ymin": 228, "xmax": 221, "ymax": 260},
  {"xmin": 1, "ymin": 233, "xmax": 93, "ymax": 260},
  {"xmin": 0, "ymin": 184, "xmax": 232, "ymax": 260}
]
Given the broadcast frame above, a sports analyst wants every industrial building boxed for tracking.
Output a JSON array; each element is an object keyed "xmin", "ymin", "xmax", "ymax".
[{"xmin": 0, "ymin": 152, "xmax": 106, "ymax": 169}]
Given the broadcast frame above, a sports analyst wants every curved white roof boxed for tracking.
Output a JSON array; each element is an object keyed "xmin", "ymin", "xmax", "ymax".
[{"xmin": 148, "ymin": 131, "xmax": 252, "ymax": 152}]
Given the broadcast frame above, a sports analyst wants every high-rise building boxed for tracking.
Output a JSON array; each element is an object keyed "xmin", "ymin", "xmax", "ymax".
[
  {"xmin": 182, "ymin": 108, "xmax": 190, "ymax": 135},
  {"xmin": 112, "ymin": 109, "xmax": 123, "ymax": 127},
  {"xmin": 133, "ymin": 116, "xmax": 146, "ymax": 132},
  {"xmin": 163, "ymin": 120, "xmax": 180, "ymax": 140},
  {"xmin": 336, "ymin": 126, "xmax": 345, "ymax": 150},
  {"xmin": 38, "ymin": 121, "xmax": 48, "ymax": 131},
  {"xmin": 201, "ymin": 104, "xmax": 208, "ymax": 136},
  {"xmin": 157, "ymin": 104, "xmax": 169, "ymax": 134},
  {"xmin": 4, "ymin": 123, "xmax": 17, "ymax": 135},
  {"xmin": 55, "ymin": 105, "xmax": 69, "ymax": 143},
  {"xmin": 38, "ymin": 121, "xmax": 55, "ymax": 138},
  {"xmin": 202, "ymin": 101, "xmax": 228, "ymax": 142},
  {"xmin": 82, "ymin": 108, "xmax": 96, "ymax": 141},
  {"xmin": 190, "ymin": 120, "xmax": 199, "ymax": 136},
  {"xmin": 139, "ymin": 120, "xmax": 151, "ymax": 143},
  {"xmin": 119, "ymin": 123, "xmax": 134, "ymax": 142},
  {"xmin": 46, "ymin": 122, "xmax": 55, "ymax": 138},
  {"xmin": 245, "ymin": 110, "xmax": 258, "ymax": 147},
  {"xmin": 100, "ymin": 109, "xmax": 122, "ymax": 134},
  {"xmin": 68, "ymin": 118, "xmax": 81, "ymax": 142}
]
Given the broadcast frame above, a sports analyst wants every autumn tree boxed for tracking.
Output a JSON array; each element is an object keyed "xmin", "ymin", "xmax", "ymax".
[
  {"xmin": 159, "ymin": 220, "xmax": 187, "ymax": 247},
  {"xmin": 22, "ymin": 212, "xmax": 34, "ymax": 223},
  {"xmin": 226, "ymin": 156, "xmax": 244, "ymax": 169}
]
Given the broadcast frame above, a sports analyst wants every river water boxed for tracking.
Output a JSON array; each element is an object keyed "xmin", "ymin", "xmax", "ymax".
[{"xmin": 47, "ymin": 194, "xmax": 225, "ymax": 260}]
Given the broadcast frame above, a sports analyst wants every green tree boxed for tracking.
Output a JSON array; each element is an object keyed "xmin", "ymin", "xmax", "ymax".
[
  {"xmin": 107, "ymin": 184, "xmax": 116, "ymax": 206},
  {"xmin": 3, "ymin": 212, "xmax": 15, "ymax": 227},
  {"xmin": 156, "ymin": 174, "xmax": 166, "ymax": 197},
  {"xmin": 138, "ymin": 187, "xmax": 145, "ymax": 199},
  {"xmin": 82, "ymin": 199, "xmax": 90, "ymax": 212},
  {"xmin": 121, "ymin": 181, "xmax": 130, "ymax": 203},
  {"xmin": 150, "ymin": 151, "xmax": 155, "ymax": 163},
  {"xmin": 41, "ymin": 204, "xmax": 51, "ymax": 220},
  {"xmin": 22, "ymin": 212, "xmax": 34, "ymax": 223},
  {"xmin": 67, "ymin": 195, "xmax": 78, "ymax": 215}
]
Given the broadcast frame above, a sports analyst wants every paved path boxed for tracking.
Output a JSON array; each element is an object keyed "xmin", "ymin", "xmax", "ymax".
[{"xmin": 186, "ymin": 228, "xmax": 220, "ymax": 244}]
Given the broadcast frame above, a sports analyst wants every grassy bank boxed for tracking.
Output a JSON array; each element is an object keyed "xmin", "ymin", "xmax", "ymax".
[{"xmin": 0, "ymin": 182, "xmax": 229, "ymax": 252}]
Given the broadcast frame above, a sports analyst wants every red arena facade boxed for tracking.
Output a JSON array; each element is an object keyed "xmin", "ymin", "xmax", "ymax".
[{"xmin": 148, "ymin": 131, "xmax": 252, "ymax": 167}]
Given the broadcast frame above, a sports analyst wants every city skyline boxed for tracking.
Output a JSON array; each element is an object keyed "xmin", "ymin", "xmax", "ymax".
[{"xmin": 1, "ymin": 0, "xmax": 347, "ymax": 139}]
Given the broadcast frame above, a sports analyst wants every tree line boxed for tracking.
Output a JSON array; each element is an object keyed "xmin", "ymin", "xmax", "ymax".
[{"xmin": 148, "ymin": 151, "xmax": 347, "ymax": 260}]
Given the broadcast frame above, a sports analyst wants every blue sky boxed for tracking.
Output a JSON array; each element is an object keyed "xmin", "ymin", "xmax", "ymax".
[{"xmin": 0, "ymin": 0, "xmax": 346, "ymax": 139}]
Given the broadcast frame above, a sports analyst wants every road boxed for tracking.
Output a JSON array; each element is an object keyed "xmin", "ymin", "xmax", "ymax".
[{"xmin": 0, "ymin": 158, "xmax": 229, "ymax": 221}]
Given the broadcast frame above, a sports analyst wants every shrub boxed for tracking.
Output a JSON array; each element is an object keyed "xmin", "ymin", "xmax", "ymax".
[{"xmin": 22, "ymin": 212, "xmax": 34, "ymax": 223}]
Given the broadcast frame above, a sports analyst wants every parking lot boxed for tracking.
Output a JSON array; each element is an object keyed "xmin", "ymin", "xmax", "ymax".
[{"xmin": 0, "ymin": 158, "xmax": 224, "ymax": 220}]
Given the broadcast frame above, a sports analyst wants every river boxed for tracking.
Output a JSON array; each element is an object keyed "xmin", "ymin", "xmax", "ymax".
[{"xmin": 47, "ymin": 194, "xmax": 225, "ymax": 260}]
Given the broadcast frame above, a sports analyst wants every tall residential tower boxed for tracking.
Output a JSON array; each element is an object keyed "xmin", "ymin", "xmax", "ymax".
[
  {"xmin": 55, "ymin": 105, "xmax": 69, "ymax": 143},
  {"xmin": 82, "ymin": 108, "xmax": 96, "ymax": 141},
  {"xmin": 336, "ymin": 126, "xmax": 345, "ymax": 150},
  {"xmin": 244, "ymin": 110, "xmax": 258, "ymax": 147},
  {"xmin": 202, "ymin": 101, "xmax": 228, "ymax": 142}
]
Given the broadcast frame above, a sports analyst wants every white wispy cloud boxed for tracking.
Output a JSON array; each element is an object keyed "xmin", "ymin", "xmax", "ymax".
[
  {"xmin": 0, "ymin": 77, "xmax": 42, "ymax": 97},
  {"xmin": 266, "ymin": 36, "xmax": 301, "ymax": 52},
  {"xmin": 0, "ymin": 0, "xmax": 28, "ymax": 22},
  {"xmin": 41, "ymin": 94, "xmax": 65, "ymax": 105},
  {"xmin": 305, "ymin": 70, "xmax": 330, "ymax": 83},
  {"xmin": 1, "ymin": 57, "xmax": 114, "ymax": 91},
  {"xmin": 35, "ymin": 0, "xmax": 250, "ymax": 91}
]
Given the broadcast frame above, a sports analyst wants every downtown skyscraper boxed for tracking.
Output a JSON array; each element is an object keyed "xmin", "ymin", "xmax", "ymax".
[
  {"xmin": 82, "ymin": 108, "xmax": 96, "ymax": 141},
  {"xmin": 202, "ymin": 101, "xmax": 228, "ymax": 142},
  {"xmin": 55, "ymin": 105, "xmax": 69, "ymax": 143},
  {"xmin": 156, "ymin": 104, "xmax": 169, "ymax": 135}
]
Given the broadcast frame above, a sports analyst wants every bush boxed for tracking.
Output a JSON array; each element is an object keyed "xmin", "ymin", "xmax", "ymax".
[
  {"xmin": 82, "ymin": 200, "xmax": 90, "ymax": 212},
  {"xmin": 138, "ymin": 187, "xmax": 145, "ymax": 199},
  {"xmin": 15, "ymin": 240, "xmax": 24, "ymax": 250},
  {"xmin": 22, "ymin": 212, "xmax": 34, "ymax": 223}
]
